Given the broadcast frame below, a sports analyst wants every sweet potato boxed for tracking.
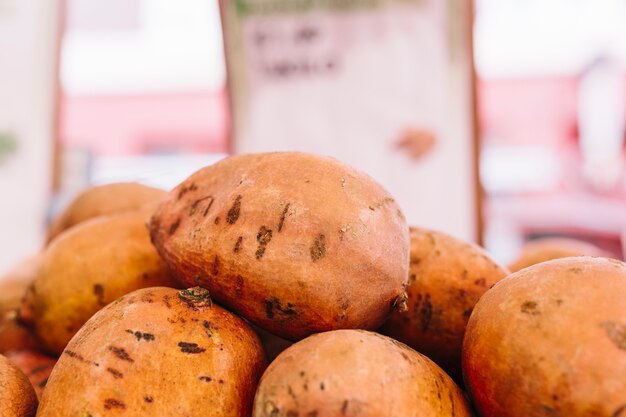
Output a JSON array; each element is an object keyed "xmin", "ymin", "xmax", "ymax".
[
  {"xmin": 464, "ymin": 257, "xmax": 626, "ymax": 416},
  {"xmin": 150, "ymin": 152, "xmax": 409, "ymax": 340},
  {"xmin": 47, "ymin": 182, "xmax": 166, "ymax": 243},
  {"xmin": 23, "ymin": 211, "xmax": 177, "ymax": 354},
  {"xmin": 0, "ymin": 254, "xmax": 40, "ymax": 314},
  {"xmin": 381, "ymin": 227, "xmax": 508, "ymax": 378},
  {"xmin": 38, "ymin": 287, "xmax": 267, "ymax": 417},
  {"xmin": 4, "ymin": 350, "xmax": 56, "ymax": 399},
  {"xmin": 0, "ymin": 311, "xmax": 39, "ymax": 354},
  {"xmin": 0, "ymin": 353, "xmax": 37, "ymax": 417},
  {"xmin": 253, "ymin": 329, "xmax": 472, "ymax": 417},
  {"xmin": 508, "ymin": 237, "xmax": 608, "ymax": 272}
]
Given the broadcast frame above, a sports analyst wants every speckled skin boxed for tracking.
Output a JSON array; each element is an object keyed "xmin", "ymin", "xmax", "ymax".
[
  {"xmin": 150, "ymin": 153, "xmax": 410, "ymax": 341},
  {"xmin": 0, "ymin": 354, "xmax": 37, "ymax": 417},
  {"xmin": 24, "ymin": 211, "xmax": 178, "ymax": 355},
  {"xmin": 463, "ymin": 257, "xmax": 626, "ymax": 417},
  {"xmin": 253, "ymin": 329, "xmax": 472, "ymax": 417},
  {"xmin": 508, "ymin": 238, "xmax": 608, "ymax": 273},
  {"xmin": 5, "ymin": 350, "xmax": 56, "ymax": 400},
  {"xmin": 47, "ymin": 182, "xmax": 166, "ymax": 243},
  {"xmin": 381, "ymin": 227, "xmax": 509, "ymax": 379},
  {"xmin": 38, "ymin": 287, "xmax": 267, "ymax": 417}
]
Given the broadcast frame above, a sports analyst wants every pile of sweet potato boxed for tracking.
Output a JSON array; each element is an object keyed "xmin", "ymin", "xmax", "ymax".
[{"xmin": 1, "ymin": 152, "xmax": 624, "ymax": 417}]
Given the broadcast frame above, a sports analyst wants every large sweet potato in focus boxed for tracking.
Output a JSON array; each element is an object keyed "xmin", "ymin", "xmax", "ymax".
[
  {"xmin": 38, "ymin": 287, "xmax": 267, "ymax": 417},
  {"xmin": 381, "ymin": 227, "xmax": 508, "ymax": 379},
  {"xmin": 0, "ymin": 353, "xmax": 37, "ymax": 417},
  {"xmin": 150, "ymin": 152, "xmax": 410, "ymax": 340},
  {"xmin": 23, "ymin": 211, "xmax": 177, "ymax": 355},
  {"xmin": 47, "ymin": 182, "xmax": 166, "ymax": 243},
  {"xmin": 464, "ymin": 257, "xmax": 626, "ymax": 416},
  {"xmin": 253, "ymin": 329, "xmax": 472, "ymax": 417}
]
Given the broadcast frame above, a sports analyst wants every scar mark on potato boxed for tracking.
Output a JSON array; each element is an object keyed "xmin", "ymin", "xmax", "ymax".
[
  {"xmin": 214, "ymin": 216, "xmax": 220, "ymax": 225},
  {"xmin": 414, "ymin": 293, "xmax": 433, "ymax": 331},
  {"xmin": 234, "ymin": 236, "xmax": 243, "ymax": 253},
  {"xmin": 264, "ymin": 298, "xmax": 299, "ymax": 319},
  {"xmin": 169, "ymin": 218, "xmax": 181, "ymax": 235},
  {"xmin": 256, "ymin": 226, "xmax": 273, "ymax": 259},
  {"xmin": 227, "ymin": 195, "xmax": 242, "ymax": 224},
  {"xmin": 601, "ymin": 321, "xmax": 626, "ymax": 350},
  {"xmin": 341, "ymin": 400, "xmax": 349, "ymax": 414},
  {"xmin": 104, "ymin": 399, "xmax": 126, "ymax": 410},
  {"xmin": 199, "ymin": 375, "xmax": 213, "ymax": 382},
  {"xmin": 178, "ymin": 287, "xmax": 212, "ymax": 309},
  {"xmin": 368, "ymin": 197, "xmax": 395, "ymax": 211},
  {"xmin": 189, "ymin": 195, "xmax": 213, "ymax": 216},
  {"xmin": 106, "ymin": 367, "xmax": 124, "ymax": 379},
  {"xmin": 64, "ymin": 350, "xmax": 99, "ymax": 367},
  {"xmin": 212, "ymin": 255, "xmax": 220, "ymax": 276},
  {"xmin": 93, "ymin": 284, "xmax": 105, "ymax": 305},
  {"xmin": 612, "ymin": 404, "xmax": 626, "ymax": 417},
  {"xmin": 310, "ymin": 234, "xmax": 326, "ymax": 262},
  {"xmin": 278, "ymin": 203, "xmax": 290, "ymax": 232},
  {"xmin": 125, "ymin": 330, "xmax": 155, "ymax": 342},
  {"xmin": 521, "ymin": 301, "xmax": 540, "ymax": 316},
  {"xmin": 143, "ymin": 396, "xmax": 153, "ymax": 403},
  {"xmin": 108, "ymin": 346, "xmax": 134, "ymax": 363},
  {"xmin": 178, "ymin": 342, "xmax": 206, "ymax": 354},
  {"xmin": 474, "ymin": 278, "xmax": 487, "ymax": 287}
]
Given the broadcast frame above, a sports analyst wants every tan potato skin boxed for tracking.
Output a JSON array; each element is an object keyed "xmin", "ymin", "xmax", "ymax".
[
  {"xmin": 508, "ymin": 238, "xmax": 608, "ymax": 272},
  {"xmin": 47, "ymin": 182, "xmax": 166, "ymax": 243},
  {"xmin": 150, "ymin": 152, "xmax": 410, "ymax": 340},
  {"xmin": 253, "ymin": 329, "xmax": 472, "ymax": 417},
  {"xmin": 24, "ymin": 211, "xmax": 178, "ymax": 355},
  {"xmin": 381, "ymin": 227, "xmax": 509, "ymax": 378},
  {"xmin": 4, "ymin": 350, "xmax": 55, "ymax": 400},
  {"xmin": 463, "ymin": 257, "xmax": 626, "ymax": 417},
  {"xmin": 0, "ymin": 353, "xmax": 38, "ymax": 417},
  {"xmin": 38, "ymin": 287, "xmax": 267, "ymax": 417}
]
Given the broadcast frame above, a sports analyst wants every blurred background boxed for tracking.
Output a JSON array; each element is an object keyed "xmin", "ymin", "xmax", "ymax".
[{"xmin": 1, "ymin": 0, "xmax": 625, "ymax": 275}]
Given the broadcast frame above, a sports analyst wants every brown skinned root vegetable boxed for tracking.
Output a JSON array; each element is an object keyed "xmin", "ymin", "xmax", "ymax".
[
  {"xmin": 150, "ymin": 152, "xmax": 410, "ymax": 340},
  {"xmin": 38, "ymin": 287, "xmax": 267, "ymax": 417},
  {"xmin": 21, "ymin": 211, "xmax": 178, "ymax": 355},
  {"xmin": 508, "ymin": 237, "xmax": 609, "ymax": 272},
  {"xmin": 47, "ymin": 182, "xmax": 166, "ymax": 243},
  {"xmin": 381, "ymin": 227, "xmax": 509, "ymax": 379},
  {"xmin": 0, "ymin": 353, "xmax": 38, "ymax": 417},
  {"xmin": 253, "ymin": 329, "xmax": 472, "ymax": 417},
  {"xmin": 4, "ymin": 350, "xmax": 56, "ymax": 400},
  {"xmin": 0, "ymin": 311, "xmax": 39, "ymax": 354},
  {"xmin": 463, "ymin": 257, "xmax": 626, "ymax": 417}
]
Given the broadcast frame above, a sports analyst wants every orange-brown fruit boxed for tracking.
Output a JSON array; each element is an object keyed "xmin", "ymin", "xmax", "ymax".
[
  {"xmin": 463, "ymin": 257, "xmax": 626, "ymax": 416},
  {"xmin": 38, "ymin": 287, "xmax": 267, "ymax": 417},
  {"xmin": 253, "ymin": 329, "xmax": 472, "ymax": 417},
  {"xmin": 381, "ymin": 227, "xmax": 509, "ymax": 378},
  {"xmin": 0, "ymin": 353, "xmax": 38, "ymax": 417},
  {"xmin": 4, "ymin": 350, "xmax": 56, "ymax": 399},
  {"xmin": 23, "ymin": 211, "xmax": 178, "ymax": 355},
  {"xmin": 150, "ymin": 152, "xmax": 410, "ymax": 341},
  {"xmin": 508, "ymin": 237, "xmax": 608, "ymax": 272},
  {"xmin": 47, "ymin": 182, "xmax": 166, "ymax": 243},
  {"xmin": 0, "ymin": 311, "xmax": 39, "ymax": 354}
]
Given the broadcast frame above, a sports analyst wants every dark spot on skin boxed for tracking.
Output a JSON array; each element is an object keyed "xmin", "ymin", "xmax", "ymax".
[
  {"xmin": 125, "ymin": 330, "xmax": 155, "ymax": 341},
  {"xmin": 234, "ymin": 236, "xmax": 243, "ymax": 253},
  {"xmin": 601, "ymin": 322, "xmax": 626, "ymax": 350},
  {"xmin": 463, "ymin": 308, "xmax": 473, "ymax": 318},
  {"xmin": 310, "ymin": 234, "xmax": 326, "ymax": 262},
  {"xmin": 64, "ymin": 350, "xmax": 99, "ymax": 367},
  {"xmin": 341, "ymin": 400, "xmax": 349, "ymax": 415},
  {"xmin": 163, "ymin": 295, "xmax": 172, "ymax": 309},
  {"xmin": 320, "ymin": 382, "xmax": 325, "ymax": 390},
  {"xmin": 264, "ymin": 298, "xmax": 299, "ymax": 320},
  {"xmin": 410, "ymin": 256, "xmax": 422, "ymax": 266},
  {"xmin": 108, "ymin": 346, "xmax": 134, "ymax": 362},
  {"xmin": 417, "ymin": 293, "xmax": 433, "ymax": 331},
  {"xmin": 144, "ymin": 396, "xmax": 153, "ymax": 403},
  {"xmin": 235, "ymin": 275, "xmax": 244, "ymax": 298},
  {"xmin": 408, "ymin": 274, "xmax": 417, "ymax": 284},
  {"xmin": 459, "ymin": 289, "xmax": 467, "ymax": 299},
  {"xmin": 212, "ymin": 255, "xmax": 220, "ymax": 276},
  {"xmin": 38, "ymin": 377, "xmax": 48, "ymax": 388},
  {"xmin": 569, "ymin": 267, "xmax": 583, "ymax": 273},
  {"xmin": 226, "ymin": 195, "xmax": 242, "ymax": 224},
  {"xmin": 169, "ymin": 219, "xmax": 181, "ymax": 235},
  {"xmin": 93, "ymin": 284, "xmax": 105, "ymax": 305},
  {"xmin": 106, "ymin": 368, "xmax": 123, "ymax": 379},
  {"xmin": 214, "ymin": 217, "xmax": 220, "ymax": 225},
  {"xmin": 218, "ymin": 379, "xmax": 224, "ymax": 384},
  {"xmin": 178, "ymin": 342, "xmax": 206, "ymax": 354},
  {"xmin": 199, "ymin": 376, "xmax": 212, "ymax": 382},
  {"xmin": 521, "ymin": 301, "xmax": 540, "ymax": 316},
  {"xmin": 556, "ymin": 299, "xmax": 563, "ymax": 306},
  {"xmin": 474, "ymin": 278, "xmax": 487, "ymax": 287},
  {"xmin": 613, "ymin": 404, "xmax": 626, "ymax": 417},
  {"xmin": 104, "ymin": 399, "xmax": 126, "ymax": 410},
  {"xmin": 287, "ymin": 386, "xmax": 297, "ymax": 400},
  {"xmin": 178, "ymin": 287, "xmax": 212, "ymax": 310},
  {"xmin": 177, "ymin": 183, "xmax": 198, "ymax": 200},
  {"xmin": 256, "ymin": 226, "xmax": 273, "ymax": 259},
  {"xmin": 203, "ymin": 197, "xmax": 215, "ymax": 216},
  {"xmin": 189, "ymin": 195, "xmax": 213, "ymax": 216},
  {"xmin": 299, "ymin": 371, "xmax": 306, "ymax": 377},
  {"xmin": 278, "ymin": 203, "xmax": 290, "ymax": 232}
]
